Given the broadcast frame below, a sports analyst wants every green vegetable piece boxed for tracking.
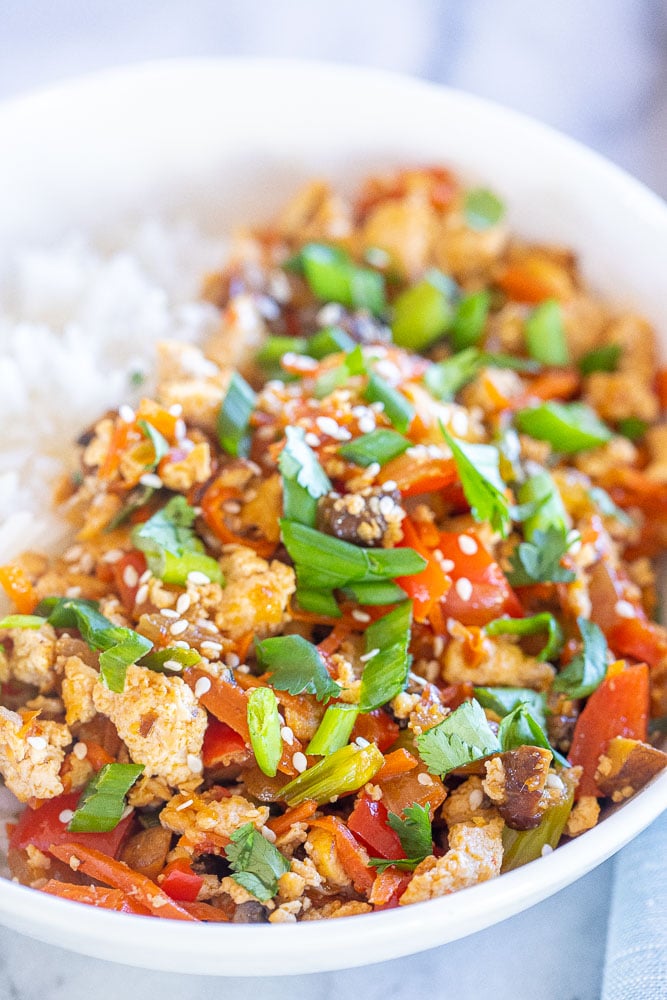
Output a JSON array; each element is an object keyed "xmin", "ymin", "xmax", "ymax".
[
  {"xmin": 279, "ymin": 425, "xmax": 332, "ymax": 527},
  {"xmin": 358, "ymin": 642, "xmax": 412, "ymax": 713},
  {"xmin": 256, "ymin": 335, "xmax": 308, "ymax": 372},
  {"xmin": 464, "ymin": 188, "xmax": 505, "ymax": 230},
  {"xmin": 441, "ymin": 426, "xmax": 511, "ymax": 537},
  {"xmin": 552, "ymin": 616, "xmax": 608, "ymax": 699},
  {"xmin": 306, "ymin": 704, "xmax": 359, "ymax": 755},
  {"xmin": 517, "ymin": 471, "xmax": 569, "ymax": 540},
  {"xmin": 225, "ymin": 822, "xmax": 290, "ymax": 901},
  {"xmin": 139, "ymin": 646, "xmax": 201, "ymax": 672},
  {"xmin": 506, "ymin": 525, "xmax": 576, "ymax": 586},
  {"xmin": 280, "ymin": 742, "xmax": 384, "ymax": 806},
  {"xmin": 297, "ymin": 243, "xmax": 386, "ymax": 315},
  {"xmin": 314, "ymin": 344, "xmax": 366, "ymax": 399},
  {"xmin": 417, "ymin": 699, "xmax": 499, "ymax": 777},
  {"xmin": 578, "ymin": 344, "xmax": 622, "ymax": 376},
  {"xmin": 0, "ymin": 615, "xmax": 46, "ymax": 630},
  {"xmin": 451, "ymin": 290, "xmax": 491, "ymax": 351},
  {"xmin": 307, "ymin": 326, "xmax": 356, "ymax": 359},
  {"xmin": 247, "ymin": 687, "xmax": 282, "ymax": 777},
  {"xmin": 485, "ymin": 612, "xmax": 563, "ymax": 662},
  {"xmin": 391, "ymin": 276, "xmax": 453, "ymax": 351},
  {"xmin": 618, "ymin": 417, "xmax": 648, "ymax": 441},
  {"xmin": 131, "ymin": 496, "xmax": 222, "ymax": 587},
  {"xmin": 104, "ymin": 485, "xmax": 154, "ymax": 533},
  {"xmin": 364, "ymin": 600, "xmax": 412, "ymax": 651},
  {"xmin": 338, "ymin": 429, "xmax": 410, "ymax": 468},
  {"xmin": 36, "ymin": 597, "xmax": 152, "ymax": 693},
  {"xmin": 424, "ymin": 347, "xmax": 481, "ymax": 401},
  {"xmin": 294, "ymin": 583, "xmax": 342, "ymax": 618},
  {"xmin": 68, "ymin": 763, "xmax": 144, "ymax": 833},
  {"xmin": 501, "ymin": 779, "xmax": 575, "ymax": 872},
  {"xmin": 217, "ymin": 371, "xmax": 256, "ymax": 458},
  {"xmin": 515, "ymin": 401, "xmax": 612, "ymax": 454},
  {"xmin": 497, "ymin": 702, "xmax": 568, "ymax": 767},
  {"xmin": 481, "ymin": 353, "xmax": 541, "ymax": 373},
  {"xmin": 588, "ymin": 487, "xmax": 633, "ymax": 527},
  {"xmin": 370, "ymin": 803, "xmax": 434, "ymax": 872},
  {"xmin": 473, "ymin": 686, "xmax": 547, "ymax": 729},
  {"xmin": 255, "ymin": 634, "xmax": 341, "ymax": 702},
  {"xmin": 364, "ymin": 372, "xmax": 415, "ymax": 433},
  {"xmin": 343, "ymin": 580, "xmax": 408, "ymax": 606},
  {"xmin": 137, "ymin": 419, "xmax": 170, "ymax": 470},
  {"xmin": 523, "ymin": 300, "xmax": 569, "ymax": 366}
]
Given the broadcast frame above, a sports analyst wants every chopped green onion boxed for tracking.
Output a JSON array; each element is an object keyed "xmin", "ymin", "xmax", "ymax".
[
  {"xmin": 247, "ymin": 687, "xmax": 282, "ymax": 777},
  {"xmin": 131, "ymin": 496, "xmax": 222, "ymax": 587},
  {"xmin": 517, "ymin": 471, "xmax": 569, "ymax": 540},
  {"xmin": 498, "ymin": 702, "xmax": 568, "ymax": 767},
  {"xmin": 618, "ymin": 417, "xmax": 648, "ymax": 441},
  {"xmin": 515, "ymin": 401, "xmax": 612, "ymax": 453},
  {"xmin": 364, "ymin": 372, "xmax": 414, "ymax": 433},
  {"xmin": 36, "ymin": 597, "xmax": 152, "ymax": 693},
  {"xmin": 473, "ymin": 686, "xmax": 547, "ymax": 729},
  {"xmin": 255, "ymin": 634, "xmax": 341, "ymax": 702},
  {"xmin": 137, "ymin": 420, "xmax": 170, "ymax": 469},
  {"xmin": 464, "ymin": 188, "xmax": 505, "ymax": 230},
  {"xmin": 257, "ymin": 336, "xmax": 308, "ymax": 371},
  {"xmin": 343, "ymin": 580, "xmax": 407, "ymax": 606},
  {"xmin": 552, "ymin": 616, "xmax": 608, "ymax": 699},
  {"xmin": 523, "ymin": 300, "xmax": 569, "ymax": 366},
  {"xmin": 338, "ymin": 429, "xmax": 410, "ymax": 468},
  {"xmin": 485, "ymin": 613, "xmax": 563, "ymax": 662},
  {"xmin": 391, "ymin": 274, "xmax": 453, "ymax": 351},
  {"xmin": 451, "ymin": 290, "xmax": 491, "ymax": 351},
  {"xmin": 502, "ymin": 780, "xmax": 575, "ymax": 872},
  {"xmin": 314, "ymin": 344, "xmax": 366, "ymax": 399},
  {"xmin": 68, "ymin": 763, "xmax": 144, "ymax": 833},
  {"xmin": 217, "ymin": 371, "xmax": 256, "ymax": 458},
  {"xmin": 441, "ymin": 426, "xmax": 511, "ymax": 537},
  {"xmin": 279, "ymin": 425, "xmax": 331, "ymax": 527},
  {"xmin": 359, "ymin": 602, "xmax": 413, "ymax": 711},
  {"xmin": 424, "ymin": 347, "xmax": 481, "ymax": 401},
  {"xmin": 307, "ymin": 704, "xmax": 359, "ymax": 755},
  {"xmin": 280, "ymin": 742, "xmax": 384, "ymax": 806},
  {"xmin": 139, "ymin": 646, "xmax": 201, "ymax": 672},
  {"xmin": 296, "ymin": 243, "xmax": 386, "ymax": 315},
  {"xmin": 578, "ymin": 344, "xmax": 622, "ymax": 376},
  {"xmin": 481, "ymin": 352, "xmax": 541, "ymax": 373},
  {"xmin": 0, "ymin": 614, "xmax": 46, "ymax": 630},
  {"xmin": 307, "ymin": 326, "xmax": 356, "ymax": 359},
  {"xmin": 225, "ymin": 822, "xmax": 290, "ymax": 901},
  {"xmin": 364, "ymin": 600, "xmax": 412, "ymax": 650},
  {"xmin": 294, "ymin": 584, "xmax": 342, "ymax": 618}
]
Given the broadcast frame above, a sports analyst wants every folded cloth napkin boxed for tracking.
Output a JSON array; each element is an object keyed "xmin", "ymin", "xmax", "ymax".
[{"xmin": 602, "ymin": 810, "xmax": 667, "ymax": 1000}]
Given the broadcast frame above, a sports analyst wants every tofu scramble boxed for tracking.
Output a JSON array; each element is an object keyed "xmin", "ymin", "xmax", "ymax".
[{"xmin": 0, "ymin": 166, "xmax": 666, "ymax": 923}]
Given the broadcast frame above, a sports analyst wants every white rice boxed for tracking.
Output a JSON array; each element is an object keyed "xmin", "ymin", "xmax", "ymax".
[{"xmin": 0, "ymin": 218, "xmax": 226, "ymax": 567}]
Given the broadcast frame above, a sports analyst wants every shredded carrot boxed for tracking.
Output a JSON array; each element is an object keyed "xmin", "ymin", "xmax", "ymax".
[
  {"xmin": 524, "ymin": 369, "xmax": 580, "ymax": 402},
  {"xmin": 310, "ymin": 816, "xmax": 375, "ymax": 894},
  {"xmin": 83, "ymin": 741, "xmax": 116, "ymax": 771},
  {"xmin": 267, "ymin": 799, "xmax": 318, "ymax": 838},
  {"xmin": 49, "ymin": 843, "xmax": 198, "ymax": 921},
  {"xmin": 496, "ymin": 256, "xmax": 573, "ymax": 303},
  {"xmin": 41, "ymin": 880, "xmax": 150, "ymax": 915},
  {"xmin": 369, "ymin": 867, "xmax": 411, "ymax": 907},
  {"xmin": 200, "ymin": 480, "xmax": 276, "ymax": 559},
  {"xmin": 179, "ymin": 900, "xmax": 230, "ymax": 922},
  {"xmin": 374, "ymin": 748, "xmax": 418, "ymax": 783},
  {"xmin": 0, "ymin": 564, "xmax": 38, "ymax": 614}
]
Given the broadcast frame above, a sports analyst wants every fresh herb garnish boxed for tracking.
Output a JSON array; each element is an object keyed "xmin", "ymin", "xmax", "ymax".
[
  {"xmin": 451, "ymin": 290, "xmax": 490, "ymax": 351},
  {"xmin": 224, "ymin": 822, "xmax": 290, "ymax": 901},
  {"xmin": 485, "ymin": 612, "xmax": 564, "ymax": 662},
  {"xmin": 306, "ymin": 703, "xmax": 359, "ymax": 755},
  {"xmin": 314, "ymin": 344, "xmax": 366, "ymax": 399},
  {"xmin": 279, "ymin": 742, "xmax": 384, "ymax": 806},
  {"xmin": 515, "ymin": 401, "xmax": 612, "ymax": 453},
  {"xmin": 523, "ymin": 300, "xmax": 569, "ymax": 367},
  {"xmin": 391, "ymin": 273, "xmax": 453, "ymax": 351},
  {"xmin": 424, "ymin": 347, "xmax": 481, "ymax": 401},
  {"xmin": 578, "ymin": 344, "xmax": 622, "ymax": 376},
  {"xmin": 417, "ymin": 699, "xmax": 499, "ymax": 777},
  {"xmin": 247, "ymin": 687, "xmax": 283, "ymax": 777},
  {"xmin": 552, "ymin": 616, "xmax": 608, "ymax": 699},
  {"xmin": 131, "ymin": 496, "xmax": 222, "ymax": 586},
  {"xmin": 137, "ymin": 419, "xmax": 170, "ymax": 469},
  {"xmin": 517, "ymin": 470, "xmax": 569, "ymax": 539},
  {"xmin": 464, "ymin": 188, "xmax": 505, "ymax": 230},
  {"xmin": 255, "ymin": 634, "xmax": 341, "ymax": 702},
  {"xmin": 497, "ymin": 702, "xmax": 569, "ymax": 767},
  {"xmin": 506, "ymin": 525, "xmax": 576, "ymax": 586},
  {"xmin": 217, "ymin": 371, "xmax": 256, "ymax": 458},
  {"xmin": 369, "ymin": 803, "xmax": 433, "ymax": 872},
  {"xmin": 364, "ymin": 372, "xmax": 415, "ymax": 433},
  {"xmin": 293, "ymin": 243, "xmax": 386, "ymax": 315},
  {"xmin": 358, "ymin": 603, "xmax": 413, "ymax": 712},
  {"xmin": 473, "ymin": 686, "xmax": 548, "ymax": 729},
  {"xmin": 441, "ymin": 426, "xmax": 511, "ymax": 537},
  {"xmin": 338, "ymin": 429, "xmax": 410, "ymax": 468},
  {"xmin": 68, "ymin": 763, "xmax": 144, "ymax": 833},
  {"xmin": 279, "ymin": 425, "xmax": 331, "ymax": 527},
  {"xmin": 36, "ymin": 597, "xmax": 152, "ymax": 693}
]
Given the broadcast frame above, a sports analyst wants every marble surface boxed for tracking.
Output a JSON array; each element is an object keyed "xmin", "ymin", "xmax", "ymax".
[{"xmin": 0, "ymin": 3, "xmax": 664, "ymax": 998}]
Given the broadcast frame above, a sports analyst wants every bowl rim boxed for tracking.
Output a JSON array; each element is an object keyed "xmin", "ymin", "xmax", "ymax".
[{"xmin": 0, "ymin": 56, "xmax": 665, "ymax": 976}]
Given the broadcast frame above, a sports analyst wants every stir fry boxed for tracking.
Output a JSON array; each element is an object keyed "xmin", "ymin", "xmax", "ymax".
[{"xmin": 1, "ymin": 166, "xmax": 666, "ymax": 923}]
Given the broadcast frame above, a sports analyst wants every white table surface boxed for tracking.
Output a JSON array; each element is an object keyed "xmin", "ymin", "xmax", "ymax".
[{"xmin": 0, "ymin": 2, "xmax": 664, "ymax": 997}]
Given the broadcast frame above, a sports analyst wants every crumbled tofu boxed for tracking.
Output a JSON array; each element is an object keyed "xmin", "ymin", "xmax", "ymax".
[
  {"xmin": 127, "ymin": 774, "xmax": 173, "ymax": 808},
  {"xmin": 305, "ymin": 827, "xmax": 352, "ymax": 889},
  {"xmin": 61, "ymin": 656, "xmax": 98, "ymax": 726},
  {"xmin": 565, "ymin": 795, "xmax": 600, "ymax": 837},
  {"xmin": 390, "ymin": 691, "xmax": 421, "ymax": 719},
  {"xmin": 156, "ymin": 341, "xmax": 231, "ymax": 434},
  {"xmin": 1, "ymin": 624, "xmax": 57, "ymax": 692},
  {"xmin": 301, "ymin": 900, "xmax": 373, "ymax": 921},
  {"xmin": 643, "ymin": 426, "xmax": 667, "ymax": 483},
  {"xmin": 206, "ymin": 294, "xmax": 269, "ymax": 376},
  {"xmin": 361, "ymin": 193, "xmax": 436, "ymax": 278},
  {"xmin": 220, "ymin": 875, "xmax": 261, "ymax": 906},
  {"xmin": 433, "ymin": 211, "xmax": 508, "ymax": 281},
  {"xmin": 160, "ymin": 791, "xmax": 269, "ymax": 842},
  {"xmin": 443, "ymin": 634, "xmax": 555, "ymax": 692},
  {"xmin": 0, "ymin": 708, "xmax": 71, "ymax": 802},
  {"xmin": 268, "ymin": 900, "xmax": 302, "ymax": 923},
  {"xmin": 441, "ymin": 776, "xmax": 496, "ymax": 826},
  {"xmin": 399, "ymin": 817, "xmax": 504, "ymax": 905},
  {"xmin": 92, "ymin": 664, "xmax": 206, "ymax": 787},
  {"xmin": 274, "ymin": 820, "xmax": 309, "ymax": 857},
  {"xmin": 159, "ymin": 441, "xmax": 212, "ymax": 492},
  {"xmin": 215, "ymin": 546, "xmax": 295, "ymax": 640}
]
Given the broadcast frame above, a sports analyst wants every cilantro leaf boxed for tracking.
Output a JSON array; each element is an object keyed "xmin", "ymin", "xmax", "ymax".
[
  {"xmin": 588, "ymin": 486, "xmax": 633, "ymax": 527},
  {"xmin": 498, "ymin": 702, "xmax": 569, "ymax": 768},
  {"xmin": 441, "ymin": 425, "xmax": 511, "ymax": 537},
  {"xmin": 279, "ymin": 425, "xmax": 332, "ymax": 526},
  {"xmin": 552, "ymin": 616, "xmax": 608, "ymax": 699},
  {"xmin": 224, "ymin": 822, "xmax": 290, "ymax": 901},
  {"xmin": 388, "ymin": 803, "xmax": 433, "ymax": 861},
  {"xmin": 131, "ymin": 496, "xmax": 222, "ymax": 586},
  {"xmin": 506, "ymin": 526, "xmax": 576, "ymax": 586},
  {"xmin": 255, "ymin": 634, "xmax": 341, "ymax": 702},
  {"xmin": 416, "ymin": 699, "xmax": 499, "ymax": 777},
  {"xmin": 137, "ymin": 419, "xmax": 170, "ymax": 470}
]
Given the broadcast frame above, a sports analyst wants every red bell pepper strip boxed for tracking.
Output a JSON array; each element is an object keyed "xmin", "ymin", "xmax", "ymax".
[
  {"xmin": 111, "ymin": 551, "xmax": 147, "ymax": 613},
  {"xmin": 378, "ymin": 454, "xmax": 458, "ymax": 497},
  {"xmin": 351, "ymin": 709, "xmax": 400, "ymax": 753},
  {"xmin": 608, "ymin": 618, "xmax": 667, "ymax": 669},
  {"xmin": 437, "ymin": 531, "xmax": 523, "ymax": 626},
  {"xmin": 10, "ymin": 792, "xmax": 133, "ymax": 858},
  {"xmin": 569, "ymin": 663, "xmax": 650, "ymax": 797},
  {"xmin": 347, "ymin": 797, "xmax": 405, "ymax": 860},
  {"xmin": 369, "ymin": 868, "xmax": 412, "ymax": 908},
  {"xmin": 160, "ymin": 859, "xmax": 204, "ymax": 903},
  {"xmin": 396, "ymin": 518, "xmax": 451, "ymax": 622},
  {"xmin": 202, "ymin": 718, "xmax": 249, "ymax": 769}
]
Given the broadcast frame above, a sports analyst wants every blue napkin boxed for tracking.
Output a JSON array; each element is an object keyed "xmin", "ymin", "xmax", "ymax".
[{"xmin": 602, "ymin": 811, "xmax": 667, "ymax": 1000}]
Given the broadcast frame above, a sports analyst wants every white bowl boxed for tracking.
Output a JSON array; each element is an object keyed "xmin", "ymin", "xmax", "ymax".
[{"xmin": 0, "ymin": 58, "xmax": 665, "ymax": 976}]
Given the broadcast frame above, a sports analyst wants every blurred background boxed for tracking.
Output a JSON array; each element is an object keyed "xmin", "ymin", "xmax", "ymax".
[{"xmin": 2, "ymin": 0, "xmax": 666, "ymax": 197}]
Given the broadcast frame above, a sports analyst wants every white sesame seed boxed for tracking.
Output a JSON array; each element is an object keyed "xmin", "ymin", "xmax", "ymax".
[
  {"xmin": 355, "ymin": 737, "xmax": 370, "ymax": 748},
  {"xmin": 139, "ymin": 473, "xmax": 163, "ymax": 489},
  {"xmin": 469, "ymin": 788, "xmax": 484, "ymax": 810},
  {"xmin": 194, "ymin": 677, "xmax": 212, "ymax": 698},
  {"xmin": 305, "ymin": 432, "xmax": 321, "ymax": 448},
  {"xmin": 163, "ymin": 659, "xmax": 183, "ymax": 672},
  {"xmin": 119, "ymin": 404, "xmax": 135, "ymax": 424},
  {"xmin": 175, "ymin": 798, "xmax": 194, "ymax": 812},
  {"xmin": 455, "ymin": 577, "xmax": 473, "ymax": 602},
  {"xmin": 541, "ymin": 844, "xmax": 554, "ymax": 857},
  {"xmin": 316, "ymin": 415, "xmax": 341, "ymax": 437},
  {"xmin": 160, "ymin": 608, "xmax": 179, "ymax": 619},
  {"xmin": 458, "ymin": 534, "xmax": 478, "ymax": 556},
  {"xmin": 135, "ymin": 584, "xmax": 149, "ymax": 605},
  {"xmin": 381, "ymin": 479, "xmax": 397, "ymax": 491},
  {"xmin": 417, "ymin": 772, "xmax": 434, "ymax": 786},
  {"xmin": 169, "ymin": 619, "xmax": 189, "ymax": 636},
  {"xmin": 546, "ymin": 773, "xmax": 565, "ymax": 791},
  {"xmin": 174, "ymin": 418, "xmax": 187, "ymax": 441},
  {"xmin": 358, "ymin": 416, "xmax": 376, "ymax": 434},
  {"xmin": 351, "ymin": 609, "xmax": 371, "ymax": 623},
  {"xmin": 122, "ymin": 564, "xmax": 139, "ymax": 588},
  {"xmin": 139, "ymin": 569, "xmax": 152, "ymax": 584},
  {"xmin": 101, "ymin": 549, "xmax": 124, "ymax": 564},
  {"xmin": 187, "ymin": 571, "xmax": 211, "ymax": 586},
  {"xmin": 360, "ymin": 648, "xmax": 380, "ymax": 663},
  {"xmin": 615, "ymin": 600, "xmax": 636, "ymax": 619},
  {"xmin": 316, "ymin": 302, "xmax": 344, "ymax": 326},
  {"xmin": 58, "ymin": 809, "xmax": 74, "ymax": 825},
  {"xmin": 283, "ymin": 352, "xmax": 319, "ymax": 371},
  {"xmin": 172, "ymin": 640, "xmax": 190, "ymax": 650},
  {"xmin": 408, "ymin": 671, "xmax": 429, "ymax": 688},
  {"xmin": 374, "ymin": 359, "xmax": 400, "ymax": 383},
  {"xmin": 364, "ymin": 247, "xmax": 390, "ymax": 267},
  {"xmin": 440, "ymin": 559, "xmax": 455, "ymax": 573},
  {"xmin": 292, "ymin": 752, "xmax": 308, "ymax": 773},
  {"xmin": 121, "ymin": 804, "xmax": 134, "ymax": 820},
  {"xmin": 168, "ymin": 403, "xmax": 183, "ymax": 417},
  {"xmin": 200, "ymin": 640, "xmax": 223, "ymax": 653},
  {"xmin": 176, "ymin": 593, "xmax": 191, "ymax": 616},
  {"xmin": 450, "ymin": 411, "xmax": 468, "ymax": 436},
  {"xmin": 187, "ymin": 754, "xmax": 203, "ymax": 774},
  {"xmin": 225, "ymin": 653, "xmax": 240, "ymax": 668},
  {"xmin": 365, "ymin": 462, "xmax": 381, "ymax": 478},
  {"xmin": 27, "ymin": 736, "xmax": 47, "ymax": 751},
  {"xmin": 196, "ymin": 618, "xmax": 218, "ymax": 634},
  {"xmin": 64, "ymin": 544, "xmax": 84, "ymax": 562},
  {"xmin": 72, "ymin": 742, "xmax": 87, "ymax": 760},
  {"xmin": 261, "ymin": 826, "xmax": 277, "ymax": 843},
  {"xmin": 65, "ymin": 586, "xmax": 81, "ymax": 598},
  {"xmin": 379, "ymin": 495, "xmax": 395, "ymax": 516},
  {"xmin": 223, "ymin": 499, "xmax": 242, "ymax": 514},
  {"xmin": 433, "ymin": 636, "xmax": 445, "ymax": 658},
  {"xmin": 281, "ymin": 725, "xmax": 294, "ymax": 746}
]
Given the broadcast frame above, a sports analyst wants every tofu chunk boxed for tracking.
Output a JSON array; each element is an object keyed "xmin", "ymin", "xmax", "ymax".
[
  {"xmin": 215, "ymin": 547, "xmax": 296, "ymax": 640},
  {"xmin": 160, "ymin": 790, "xmax": 269, "ymax": 842},
  {"xmin": 443, "ymin": 634, "xmax": 555, "ymax": 691},
  {"xmin": 1, "ymin": 624, "xmax": 57, "ymax": 692},
  {"xmin": 0, "ymin": 708, "xmax": 71, "ymax": 802},
  {"xmin": 61, "ymin": 656, "xmax": 98, "ymax": 726}
]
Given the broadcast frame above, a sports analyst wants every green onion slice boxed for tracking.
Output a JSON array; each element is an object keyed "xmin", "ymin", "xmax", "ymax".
[
  {"xmin": 485, "ymin": 613, "xmax": 563, "ymax": 662},
  {"xmin": 451, "ymin": 290, "xmax": 491, "ymax": 351},
  {"xmin": 464, "ymin": 188, "xmax": 505, "ymax": 230},
  {"xmin": 364, "ymin": 372, "xmax": 414, "ymax": 433},
  {"xmin": 68, "ymin": 763, "xmax": 144, "ymax": 833},
  {"xmin": 515, "ymin": 401, "xmax": 612, "ymax": 454},
  {"xmin": 306, "ymin": 704, "xmax": 359, "ymax": 756},
  {"xmin": 524, "ymin": 300, "xmax": 569, "ymax": 367},
  {"xmin": 139, "ymin": 646, "xmax": 201, "ymax": 672},
  {"xmin": 280, "ymin": 742, "xmax": 384, "ymax": 806},
  {"xmin": 0, "ymin": 614, "xmax": 46, "ymax": 630},
  {"xmin": 296, "ymin": 243, "xmax": 386, "ymax": 315},
  {"xmin": 391, "ymin": 274, "xmax": 453, "ymax": 351},
  {"xmin": 247, "ymin": 687, "xmax": 283, "ymax": 777},
  {"xmin": 307, "ymin": 326, "xmax": 356, "ymax": 359},
  {"xmin": 425, "ymin": 347, "xmax": 481, "ymax": 401},
  {"xmin": 338, "ymin": 429, "xmax": 410, "ymax": 468},
  {"xmin": 578, "ymin": 344, "xmax": 622, "ymax": 376},
  {"xmin": 217, "ymin": 371, "xmax": 256, "ymax": 458}
]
